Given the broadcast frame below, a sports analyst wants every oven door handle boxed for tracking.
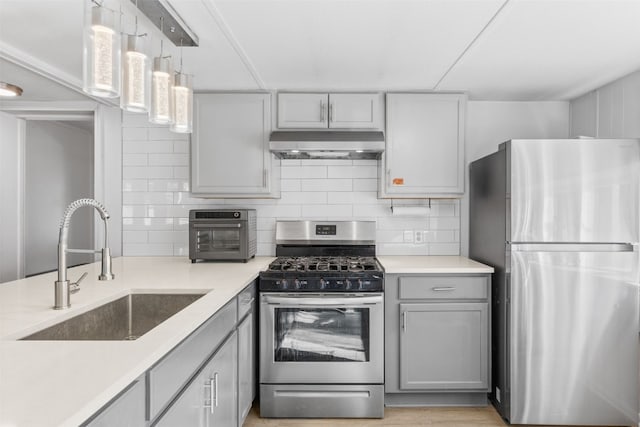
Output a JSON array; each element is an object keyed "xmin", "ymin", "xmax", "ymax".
[
  {"xmin": 192, "ymin": 223, "xmax": 242, "ymax": 228},
  {"xmin": 262, "ymin": 295, "xmax": 382, "ymax": 306}
]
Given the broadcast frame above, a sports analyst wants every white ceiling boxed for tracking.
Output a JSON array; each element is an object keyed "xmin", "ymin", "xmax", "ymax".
[{"xmin": 1, "ymin": 0, "xmax": 639, "ymax": 101}]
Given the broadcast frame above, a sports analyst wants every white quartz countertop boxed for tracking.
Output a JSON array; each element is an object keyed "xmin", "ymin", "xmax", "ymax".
[
  {"xmin": 377, "ymin": 256, "xmax": 494, "ymax": 274},
  {"xmin": 0, "ymin": 256, "xmax": 274, "ymax": 427}
]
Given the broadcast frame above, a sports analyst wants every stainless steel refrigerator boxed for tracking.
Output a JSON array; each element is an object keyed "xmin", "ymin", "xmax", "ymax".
[{"xmin": 470, "ymin": 139, "xmax": 640, "ymax": 426}]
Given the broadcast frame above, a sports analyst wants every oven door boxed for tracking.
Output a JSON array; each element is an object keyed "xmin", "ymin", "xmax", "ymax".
[
  {"xmin": 260, "ymin": 293, "xmax": 383, "ymax": 384},
  {"xmin": 190, "ymin": 221, "xmax": 246, "ymax": 259}
]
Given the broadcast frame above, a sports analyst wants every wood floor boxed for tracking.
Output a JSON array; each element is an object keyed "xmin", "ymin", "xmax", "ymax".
[{"xmin": 243, "ymin": 403, "xmax": 614, "ymax": 427}]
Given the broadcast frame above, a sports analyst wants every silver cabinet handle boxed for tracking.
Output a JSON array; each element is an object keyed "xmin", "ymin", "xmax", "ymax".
[
  {"xmin": 402, "ymin": 311, "xmax": 407, "ymax": 333},
  {"xmin": 204, "ymin": 378, "xmax": 215, "ymax": 414},
  {"xmin": 263, "ymin": 169, "xmax": 267, "ymax": 187},
  {"xmin": 329, "ymin": 103, "xmax": 334, "ymax": 122},
  {"xmin": 432, "ymin": 287, "xmax": 456, "ymax": 292},
  {"xmin": 213, "ymin": 373, "xmax": 219, "ymax": 407},
  {"xmin": 320, "ymin": 101, "xmax": 325, "ymax": 122}
]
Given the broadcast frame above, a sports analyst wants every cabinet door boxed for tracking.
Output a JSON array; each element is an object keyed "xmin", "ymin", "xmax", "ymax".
[
  {"xmin": 155, "ymin": 332, "xmax": 238, "ymax": 427},
  {"xmin": 192, "ymin": 93, "xmax": 276, "ymax": 197},
  {"xmin": 382, "ymin": 93, "xmax": 465, "ymax": 197},
  {"xmin": 328, "ymin": 93, "xmax": 380, "ymax": 129},
  {"xmin": 399, "ymin": 302, "xmax": 488, "ymax": 390},
  {"xmin": 83, "ymin": 379, "xmax": 145, "ymax": 427},
  {"xmin": 277, "ymin": 93, "xmax": 328, "ymax": 128},
  {"xmin": 237, "ymin": 312, "xmax": 254, "ymax": 425}
]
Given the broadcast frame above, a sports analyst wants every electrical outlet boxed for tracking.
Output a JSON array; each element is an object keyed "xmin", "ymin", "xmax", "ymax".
[
  {"xmin": 414, "ymin": 230, "xmax": 423, "ymax": 243},
  {"xmin": 403, "ymin": 230, "xmax": 414, "ymax": 243}
]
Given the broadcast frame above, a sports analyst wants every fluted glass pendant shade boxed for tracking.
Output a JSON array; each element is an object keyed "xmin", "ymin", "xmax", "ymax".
[
  {"xmin": 121, "ymin": 35, "xmax": 150, "ymax": 112},
  {"xmin": 170, "ymin": 73, "xmax": 193, "ymax": 133},
  {"xmin": 83, "ymin": 2, "xmax": 120, "ymax": 98},
  {"xmin": 149, "ymin": 57, "xmax": 173, "ymax": 124}
]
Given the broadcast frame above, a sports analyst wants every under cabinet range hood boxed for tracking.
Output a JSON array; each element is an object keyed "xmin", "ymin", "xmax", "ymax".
[{"xmin": 269, "ymin": 131, "xmax": 385, "ymax": 159}]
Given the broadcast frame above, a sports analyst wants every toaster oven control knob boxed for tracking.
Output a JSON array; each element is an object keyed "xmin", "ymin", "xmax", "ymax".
[{"xmin": 233, "ymin": 211, "xmax": 240, "ymax": 218}]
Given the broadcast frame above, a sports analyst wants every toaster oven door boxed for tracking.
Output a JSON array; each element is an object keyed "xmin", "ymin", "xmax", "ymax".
[{"xmin": 190, "ymin": 221, "xmax": 247, "ymax": 260}]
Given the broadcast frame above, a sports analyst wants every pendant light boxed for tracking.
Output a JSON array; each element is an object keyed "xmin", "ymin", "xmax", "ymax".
[
  {"xmin": 149, "ymin": 18, "xmax": 173, "ymax": 125},
  {"xmin": 83, "ymin": 0, "xmax": 120, "ymax": 98},
  {"xmin": 121, "ymin": 11, "xmax": 149, "ymax": 113},
  {"xmin": 171, "ymin": 43, "xmax": 193, "ymax": 133}
]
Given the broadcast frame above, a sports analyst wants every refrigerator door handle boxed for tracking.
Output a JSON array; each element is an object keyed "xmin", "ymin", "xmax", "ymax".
[{"xmin": 510, "ymin": 243, "xmax": 635, "ymax": 252}]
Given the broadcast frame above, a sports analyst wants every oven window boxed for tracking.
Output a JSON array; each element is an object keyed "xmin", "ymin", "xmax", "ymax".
[
  {"xmin": 196, "ymin": 229, "xmax": 240, "ymax": 252},
  {"xmin": 274, "ymin": 308, "xmax": 370, "ymax": 362}
]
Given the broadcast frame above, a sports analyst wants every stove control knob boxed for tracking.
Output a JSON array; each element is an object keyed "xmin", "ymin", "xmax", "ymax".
[
  {"xmin": 357, "ymin": 279, "xmax": 364, "ymax": 290},
  {"xmin": 345, "ymin": 279, "xmax": 352, "ymax": 290},
  {"xmin": 294, "ymin": 279, "xmax": 300, "ymax": 290},
  {"xmin": 280, "ymin": 279, "xmax": 288, "ymax": 290},
  {"xmin": 320, "ymin": 278, "xmax": 326, "ymax": 290}
]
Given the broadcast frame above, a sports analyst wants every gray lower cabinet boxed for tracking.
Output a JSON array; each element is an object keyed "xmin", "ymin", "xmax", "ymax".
[
  {"xmin": 155, "ymin": 332, "xmax": 238, "ymax": 427},
  {"xmin": 82, "ymin": 378, "xmax": 145, "ymax": 427},
  {"xmin": 385, "ymin": 274, "xmax": 491, "ymax": 406},
  {"xmin": 82, "ymin": 281, "xmax": 257, "ymax": 427},
  {"xmin": 237, "ymin": 311, "xmax": 255, "ymax": 424}
]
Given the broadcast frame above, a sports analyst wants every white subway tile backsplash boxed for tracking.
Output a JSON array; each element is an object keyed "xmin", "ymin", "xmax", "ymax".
[
  {"xmin": 149, "ymin": 230, "xmax": 188, "ymax": 244},
  {"xmin": 123, "ymin": 179, "xmax": 148, "ymax": 192},
  {"xmin": 280, "ymin": 192, "xmax": 327, "ymax": 205},
  {"xmin": 123, "ymin": 166, "xmax": 173, "ymax": 179},
  {"xmin": 123, "ymin": 154, "xmax": 148, "ymax": 166},
  {"xmin": 148, "ymin": 179, "xmax": 190, "ymax": 192},
  {"xmin": 123, "ymin": 243, "xmax": 173, "ymax": 256},
  {"xmin": 123, "ymin": 113, "xmax": 153, "ymax": 127},
  {"xmin": 301, "ymin": 204, "xmax": 352, "ymax": 218},
  {"xmin": 123, "ymin": 217, "xmax": 174, "ymax": 231},
  {"xmin": 429, "ymin": 216, "xmax": 460, "ymax": 230},
  {"xmin": 122, "ymin": 205, "xmax": 147, "ymax": 218},
  {"xmin": 123, "ymin": 127, "xmax": 147, "ymax": 141},
  {"xmin": 281, "ymin": 180, "xmax": 301, "ymax": 191},
  {"xmin": 149, "ymin": 153, "xmax": 189, "ymax": 166},
  {"xmin": 428, "ymin": 243, "xmax": 460, "ymax": 255},
  {"xmin": 148, "ymin": 127, "xmax": 179, "ymax": 140},
  {"xmin": 353, "ymin": 179, "xmax": 377, "ymax": 191},
  {"xmin": 123, "ymin": 141, "xmax": 173, "ymax": 154},
  {"xmin": 327, "ymin": 165, "xmax": 377, "ymax": 179},
  {"xmin": 281, "ymin": 166, "xmax": 327, "ymax": 179},
  {"xmin": 301, "ymin": 179, "xmax": 352, "ymax": 192},
  {"xmin": 173, "ymin": 167, "xmax": 190, "ymax": 179},
  {"xmin": 123, "ymin": 191, "xmax": 173, "ymax": 205},
  {"xmin": 120, "ymin": 150, "xmax": 461, "ymax": 256},
  {"xmin": 123, "ymin": 230, "xmax": 148, "ymax": 243},
  {"xmin": 173, "ymin": 140, "xmax": 190, "ymax": 153}
]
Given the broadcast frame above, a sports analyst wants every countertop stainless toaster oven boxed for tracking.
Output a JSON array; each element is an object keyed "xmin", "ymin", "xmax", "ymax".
[{"xmin": 189, "ymin": 209, "xmax": 257, "ymax": 262}]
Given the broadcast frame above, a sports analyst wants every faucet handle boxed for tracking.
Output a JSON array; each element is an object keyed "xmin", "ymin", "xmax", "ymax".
[{"xmin": 70, "ymin": 272, "xmax": 88, "ymax": 294}]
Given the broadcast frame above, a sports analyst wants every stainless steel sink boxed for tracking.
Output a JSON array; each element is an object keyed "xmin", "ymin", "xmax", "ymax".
[{"xmin": 21, "ymin": 293, "xmax": 206, "ymax": 341}]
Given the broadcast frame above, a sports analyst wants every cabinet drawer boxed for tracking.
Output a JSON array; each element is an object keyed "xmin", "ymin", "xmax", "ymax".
[
  {"xmin": 148, "ymin": 300, "xmax": 237, "ymax": 420},
  {"xmin": 237, "ymin": 281, "xmax": 256, "ymax": 320},
  {"xmin": 398, "ymin": 276, "xmax": 487, "ymax": 300}
]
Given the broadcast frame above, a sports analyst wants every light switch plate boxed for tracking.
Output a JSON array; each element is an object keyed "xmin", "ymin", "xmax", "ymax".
[{"xmin": 403, "ymin": 230, "xmax": 414, "ymax": 243}]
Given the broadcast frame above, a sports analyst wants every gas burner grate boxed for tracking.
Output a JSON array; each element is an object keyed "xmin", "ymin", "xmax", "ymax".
[{"xmin": 267, "ymin": 256, "xmax": 381, "ymax": 273}]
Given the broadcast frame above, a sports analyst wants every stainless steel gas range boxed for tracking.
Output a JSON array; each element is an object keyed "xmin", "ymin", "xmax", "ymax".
[{"xmin": 258, "ymin": 220, "xmax": 384, "ymax": 419}]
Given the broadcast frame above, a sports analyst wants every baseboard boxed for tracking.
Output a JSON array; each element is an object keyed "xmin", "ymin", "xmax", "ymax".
[{"xmin": 385, "ymin": 392, "xmax": 488, "ymax": 407}]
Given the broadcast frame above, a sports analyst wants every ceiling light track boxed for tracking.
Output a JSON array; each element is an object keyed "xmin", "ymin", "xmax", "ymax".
[{"xmin": 130, "ymin": 0, "xmax": 199, "ymax": 47}]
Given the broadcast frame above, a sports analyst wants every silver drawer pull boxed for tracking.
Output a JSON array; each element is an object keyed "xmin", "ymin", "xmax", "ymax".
[
  {"xmin": 432, "ymin": 287, "xmax": 456, "ymax": 292},
  {"xmin": 204, "ymin": 377, "xmax": 215, "ymax": 414}
]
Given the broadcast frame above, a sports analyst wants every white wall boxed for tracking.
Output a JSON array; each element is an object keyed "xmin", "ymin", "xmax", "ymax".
[
  {"xmin": 461, "ymin": 101, "xmax": 571, "ymax": 255},
  {"xmin": 570, "ymin": 70, "xmax": 640, "ymax": 138},
  {"xmin": 24, "ymin": 120, "xmax": 94, "ymax": 276},
  {"xmin": 0, "ymin": 111, "xmax": 24, "ymax": 283}
]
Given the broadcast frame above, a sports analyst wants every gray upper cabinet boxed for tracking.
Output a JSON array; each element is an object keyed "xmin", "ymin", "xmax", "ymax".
[
  {"xmin": 191, "ymin": 93, "xmax": 280, "ymax": 198},
  {"xmin": 380, "ymin": 93, "xmax": 466, "ymax": 198},
  {"xmin": 277, "ymin": 93, "xmax": 381, "ymax": 129}
]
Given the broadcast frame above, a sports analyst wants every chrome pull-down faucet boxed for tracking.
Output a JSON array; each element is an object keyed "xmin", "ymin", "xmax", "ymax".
[{"xmin": 54, "ymin": 199, "xmax": 114, "ymax": 310}]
